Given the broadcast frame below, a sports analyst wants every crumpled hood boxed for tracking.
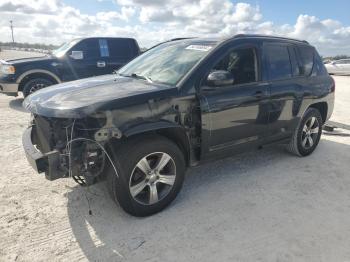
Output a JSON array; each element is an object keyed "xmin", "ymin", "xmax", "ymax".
[{"xmin": 23, "ymin": 74, "xmax": 177, "ymax": 118}]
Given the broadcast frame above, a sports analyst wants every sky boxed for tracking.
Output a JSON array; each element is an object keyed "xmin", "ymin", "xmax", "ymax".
[{"xmin": 0, "ymin": 0, "xmax": 350, "ymax": 55}]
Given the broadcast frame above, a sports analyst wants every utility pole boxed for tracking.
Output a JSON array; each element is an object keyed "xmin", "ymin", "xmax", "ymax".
[{"xmin": 10, "ymin": 20, "xmax": 14, "ymax": 44}]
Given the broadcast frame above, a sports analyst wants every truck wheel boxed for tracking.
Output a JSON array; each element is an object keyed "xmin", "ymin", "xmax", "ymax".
[
  {"xmin": 106, "ymin": 136, "xmax": 186, "ymax": 217},
  {"xmin": 23, "ymin": 78, "xmax": 54, "ymax": 97},
  {"xmin": 287, "ymin": 108, "xmax": 323, "ymax": 156}
]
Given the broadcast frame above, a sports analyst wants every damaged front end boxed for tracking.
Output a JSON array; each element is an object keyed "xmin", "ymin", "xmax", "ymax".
[{"xmin": 23, "ymin": 114, "xmax": 111, "ymax": 186}]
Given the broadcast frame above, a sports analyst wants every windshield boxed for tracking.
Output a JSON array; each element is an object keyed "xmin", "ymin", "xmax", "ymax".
[
  {"xmin": 52, "ymin": 39, "xmax": 80, "ymax": 57},
  {"xmin": 118, "ymin": 41, "xmax": 215, "ymax": 85}
]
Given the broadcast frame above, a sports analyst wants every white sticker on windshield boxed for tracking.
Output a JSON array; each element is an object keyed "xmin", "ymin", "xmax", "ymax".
[{"xmin": 185, "ymin": 45, "xmax": 212, "ymax": 51}]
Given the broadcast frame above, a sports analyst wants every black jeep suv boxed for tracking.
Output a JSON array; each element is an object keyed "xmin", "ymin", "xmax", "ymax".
[
  {"xmin": 22, "ymin": 35, "xmax": 334, "ymax": 216},
  {"xmin": 0, "ymin": 37, "xmax": 140, "ymax": 97}
]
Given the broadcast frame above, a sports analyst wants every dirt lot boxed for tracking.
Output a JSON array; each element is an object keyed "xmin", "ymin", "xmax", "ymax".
[
  {"xmin": 0, "ymin": 50, "xmax": 44, "ymax": 60},
  {"xmin": 0, "ymin": 51, "xmax": 350, "ymax": 261}
]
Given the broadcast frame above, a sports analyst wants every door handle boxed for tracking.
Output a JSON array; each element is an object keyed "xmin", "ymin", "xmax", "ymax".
[
  {"xmin": 254, "ymin": 91, "xmax": 264, "ymax": 98},
  {"xmin": 97, "ymin": 61, "xmax": 106, "ymax": 67}
]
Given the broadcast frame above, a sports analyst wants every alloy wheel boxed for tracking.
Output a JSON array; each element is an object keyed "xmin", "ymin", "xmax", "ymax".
[
  {"xmin": 301, "ymin": 116, "xmax": 320, "ymax": 149},
  {"xmin": 29, "ymin": 83, "xmax": 46, "ymax": 94},
  {"xmin": 129, "ymin": 152, "xmax": 176, "ymax": 205}
]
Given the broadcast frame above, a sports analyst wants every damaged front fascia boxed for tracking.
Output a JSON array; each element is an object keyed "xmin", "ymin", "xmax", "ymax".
[{"xmin": 24, "ymin": 75, "xmax": 201, "ymax": 167}]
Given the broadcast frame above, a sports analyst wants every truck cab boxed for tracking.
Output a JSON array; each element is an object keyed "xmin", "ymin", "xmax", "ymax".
[
  {"xmin": 22, "ymin": 35, "xmax": 334, "ymax": 216},
  {"xmin": 0, "ymin": 37, "xmax": 140, "ymax": 97}
]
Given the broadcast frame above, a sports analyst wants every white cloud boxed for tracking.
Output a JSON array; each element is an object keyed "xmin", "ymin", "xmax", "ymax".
[
  {"xmin": 96, "ymin": 7, "xmax": 135, "ymax": 22},
  {"xmin": 0, "ymin": 0, "xmax": 349, "ymax": 55}
]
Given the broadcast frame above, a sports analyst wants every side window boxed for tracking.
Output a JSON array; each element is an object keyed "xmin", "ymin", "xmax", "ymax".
[
  {"xmin": 108, "ymin": 39, "xmax": 134, "ymax": 59},
  {"xmin": 71, "ymin": 39, "xmax": 99, "ymax": 59},
  {"xmin": 265, "ymin": 44, "xmax": 292, "ymax": 80},
  {"xmin": 99, "ymin": 39, "xmax": 109, "ymax": 57},
  {"xmin": 211, "ymin": 48, "xmax": 257, "ymax": 85},
  {"xmin": 298, "ymin": 46, "xmax": 314, "ymax": 76},
  {"xmin": 288, "ymin": 46, "xmax": 300, "ymax": 76},
  {"xmin": 312, "ymin": 51, "xmax": 328, "ymax": 76}
]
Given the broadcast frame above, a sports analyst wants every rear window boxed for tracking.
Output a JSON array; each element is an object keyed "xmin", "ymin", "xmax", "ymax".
[
  {"xmin": 298, "ymin": 46, "xmax": 314, "ymax": 76},
  {"xmin": 265, "ymin": 44, "xmax": 292, "ymax": 80},
  {"xmin": 108, "ymin": 39, "xmax": 138, "ymax": 59}
]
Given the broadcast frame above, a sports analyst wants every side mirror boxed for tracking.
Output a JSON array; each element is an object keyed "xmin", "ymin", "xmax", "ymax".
[
  {"xmin": 69, "ymin": 51, "xmax": 84, "ymax": 60},
  {"xmin": 206, "ymin": 70, "xmax": 234, "ymax": 87}
]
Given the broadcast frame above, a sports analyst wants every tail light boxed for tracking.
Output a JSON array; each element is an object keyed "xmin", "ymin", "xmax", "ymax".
[{"xmin": 330, "ymin": 78, "xmax": 335, "ymax": 92}]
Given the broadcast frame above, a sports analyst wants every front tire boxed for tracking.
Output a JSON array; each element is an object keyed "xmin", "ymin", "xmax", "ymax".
[
  {"xmin": 106, "ymin": 136, "xmax": 186, "ymax": 217},
  {"xmin": 287, "ymin": 108, "xmax": 323, "ymax": 156},
  {"xmin": 22, "ymin": 78, "xmax": 54, "ymax": 97}
]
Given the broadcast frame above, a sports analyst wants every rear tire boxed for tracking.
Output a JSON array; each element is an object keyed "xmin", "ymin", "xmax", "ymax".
[
  {"xmin": 287, "ymin": 108, "xmax": 323, "ymax": 156},
  {"xmin": 22, "ymin": 78, "xmax": 54, "ymax": 97},
  {"xmin": 106, "ymin": 135, "xmax": 186, "ymax": 217}
]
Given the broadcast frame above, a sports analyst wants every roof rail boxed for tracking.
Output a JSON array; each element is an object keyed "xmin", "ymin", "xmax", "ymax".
[
  {"xmin": 233, "ymin": 34, "xmax": 309, "ymax": 44},
  {"xmin": 169, "ymin": 37, "xmax": 196, "ymax": 41},
  {"xmin": 146, "ymin": 37, "xmax": 196, "ymax": 51}
]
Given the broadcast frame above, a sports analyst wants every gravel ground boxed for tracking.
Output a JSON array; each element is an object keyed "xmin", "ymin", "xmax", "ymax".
[
  {"xmin": 0, "ymin": 50, "xmax": 44, "ymax": 60},
  {"xmin": 0, "ymin": 50, "xmax": 350, "ymax": 262}
]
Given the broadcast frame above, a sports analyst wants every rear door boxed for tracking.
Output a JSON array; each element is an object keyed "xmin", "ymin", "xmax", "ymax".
[
  {"xmin": 106, "ymin": 38, "xmax": 140, "ymax": 73},
  {"xmin": 264, "ymin": 42, "xmax": 304, "ymax": 141}
]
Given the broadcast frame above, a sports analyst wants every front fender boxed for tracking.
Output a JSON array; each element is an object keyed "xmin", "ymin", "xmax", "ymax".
[{"xmin": 123, "ymin": 121, "xmax": 181, "ymax": 137}]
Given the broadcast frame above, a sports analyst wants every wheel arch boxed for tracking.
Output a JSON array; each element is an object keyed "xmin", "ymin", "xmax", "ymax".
[
  {"xmin": 121, "ymin": 122, "xmax": 192, "ymax": 166},
  {"xmin": 17, "ymin": 70, "xmax": 61, "ymax": 91},
  {"xmin": 308, "ymin": 102, "xmax": 328, "ymax": 124}
]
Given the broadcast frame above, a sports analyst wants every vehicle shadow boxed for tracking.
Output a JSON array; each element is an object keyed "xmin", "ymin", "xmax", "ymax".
[
  {"xmin": 66, "ymin": 138, "xmax": 350, "ymax": 261},
  {"xmin": 9, "ymin": 98, "xmax": 28, "ymax": 113}
]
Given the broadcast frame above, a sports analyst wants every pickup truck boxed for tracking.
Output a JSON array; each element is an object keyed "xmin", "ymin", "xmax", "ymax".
[
  {"xmin": 22, "ymin": 35, "xmax": 334, "ymax": 216},
  {"xmin": 0, "ymin": 37, "xmax": 140, "ymax": 97}
]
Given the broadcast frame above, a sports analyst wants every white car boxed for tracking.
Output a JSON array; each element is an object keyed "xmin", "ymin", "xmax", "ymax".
[{"xmin": 325, "ymin": 59, "xmax": 350, "ymax": 75}]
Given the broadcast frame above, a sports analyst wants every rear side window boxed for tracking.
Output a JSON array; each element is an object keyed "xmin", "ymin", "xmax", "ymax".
[
  {"xmin": 298, "ymin": 46, "xmax": 314, "ymax": 76},
  {"xmin": 108, "ymin": 39, "xmax": 137, "ymax": 59},
  {"xmin": 288, "ymin": 46, "xmax": 300, "ymax": 76},
  {"xmin": 312, "ymin": 51, "xmax": 328, "ymax": 76},
  {"xmin": 99, "ymin": 39, "xmax": 109, "ymax": 57},
  {"xmin": 265, "ymin": 44, "xmax": 292, "ymax": 80}
]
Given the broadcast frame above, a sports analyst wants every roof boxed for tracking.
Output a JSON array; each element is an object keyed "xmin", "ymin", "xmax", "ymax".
[
  {"xmin": 168, "ymin": 34, "xmax": 309, "ymax": 45},
  {"xmin": 232, "ymin": 34, "xmax": 309, "ymax": 44}
]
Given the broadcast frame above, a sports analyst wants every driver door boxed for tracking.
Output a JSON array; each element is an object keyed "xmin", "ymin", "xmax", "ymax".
[
  {"xmin": 199, "ymin": 45, "xmax": 270, "ymax": 159},
  {"xmin": 60, "ymin": 38, "xmax": 104, "ymax": 81}
]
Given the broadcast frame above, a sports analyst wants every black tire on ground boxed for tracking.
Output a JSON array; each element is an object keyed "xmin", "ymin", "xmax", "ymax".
[
  {"xmin": 287, "ymin": 108, "xmax": 323, "ymax": 156},
  {"xmin": 105, "ymin": 135, "xmax": 186, "ymax": 217},
  {"xmin": 22, "ymin": 78, "xmax": 54, "ymax": 97}
]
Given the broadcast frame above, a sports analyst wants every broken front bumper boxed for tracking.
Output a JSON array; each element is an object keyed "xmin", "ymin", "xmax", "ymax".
[{"xmin": 22, "ymin": 126, "xmax": 66, "ymax": 180}]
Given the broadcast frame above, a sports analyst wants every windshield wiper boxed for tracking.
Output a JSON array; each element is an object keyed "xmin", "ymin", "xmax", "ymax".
[
  {"xmin": 116, "ymin": 72, "xmax": 153, "ymax": 83},
  {"xmin": 130, "ymin": 73, "xmax": 153, "ymax": 83}
]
